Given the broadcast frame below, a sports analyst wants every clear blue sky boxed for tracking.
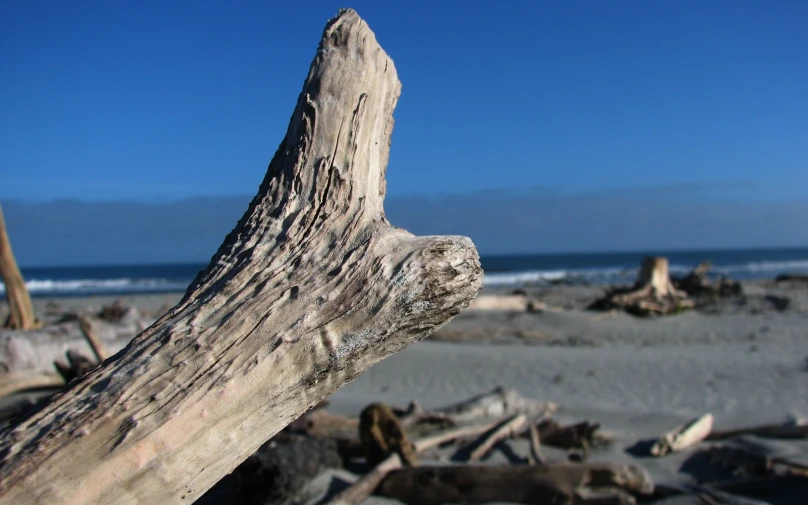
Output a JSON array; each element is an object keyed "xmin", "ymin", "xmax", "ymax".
[{"xmin": 2, "ymin": 0, "xmax": 807, "ymax": 203}]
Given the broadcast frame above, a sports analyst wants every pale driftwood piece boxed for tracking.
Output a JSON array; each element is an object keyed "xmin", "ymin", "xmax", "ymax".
[
  {"xmin": 78, "ymin": 316, "xmax": 109, "ymax": 362},
  {"xmin": 0, "ymin": 10, "xmax": 482, "ymax": 505},
  {"xmin": 375, "ymin": 463, "xmax": 654, "ymax": 505},
  {"xmin": 327, "ymin": 417, "xmax": 505, "ymax": 505},
  {"xmin": 434, "ymin": 386, "xmax": 557, "ymax": 424},
  {"xmin": 650, "ymin": 413, "xmax": 714, "ymax": 456},
  {"xmin": 0, "ymin": 315, "xmax": 155, "ymax": 376},
  {"xmin": 0, "ymin": 372, "xmax": 64, "ymax": 398},
  {"xmin": 328, "ymin": 452, "xmax": 404, "ymax": 505},
  {"xmin": 411, "ymin": 418, "xmax": 502, "ymax": 453},
  {"xmin": 529, "ymin": 422, "xmax": 547, "ymax": 465},
  {"xmin": 460, "ymin": 413, "xmax": 527, "ymax": 462},
  {"xmin": 0, "ymin": 205, "xmax": 38, "ymax": 330}
]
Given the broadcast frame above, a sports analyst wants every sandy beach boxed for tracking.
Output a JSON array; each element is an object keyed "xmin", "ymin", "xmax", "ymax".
[{"xmin": 10, "ymin": 279, "xmax": 807, "ymax": 422}]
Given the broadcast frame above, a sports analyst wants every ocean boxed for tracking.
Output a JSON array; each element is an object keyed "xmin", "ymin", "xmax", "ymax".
[{"xmin": 3, "ymin": 247, "xmax": 808, "ymax": 298}]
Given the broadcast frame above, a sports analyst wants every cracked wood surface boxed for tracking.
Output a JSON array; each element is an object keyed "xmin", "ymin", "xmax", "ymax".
[{"xmin": 0, "ymin": 9, "xmax": 482, "ymax": 505}]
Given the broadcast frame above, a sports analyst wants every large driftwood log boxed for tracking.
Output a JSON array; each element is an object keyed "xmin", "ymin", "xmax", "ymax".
[
  {"xmin": 0, "ymin": 10, "xmax": 482, "ymax": 505},
  {"xmin": 0, "ymin": 204, "xmax": 38, "ymax": 330},
  {"xmin": 376, "ymin": 463, "xmax": 654, "ymax": 505}
]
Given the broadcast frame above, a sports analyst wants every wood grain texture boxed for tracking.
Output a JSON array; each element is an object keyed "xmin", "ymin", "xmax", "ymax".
[{"xmin": 0, "ymin": 9, "xmax": 482, "ymax": 504}]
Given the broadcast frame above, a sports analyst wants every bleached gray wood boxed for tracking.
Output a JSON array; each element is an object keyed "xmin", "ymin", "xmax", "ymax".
[{"xmin": 0, "ymin": 9, "xmax": 482, "ymax": 505}]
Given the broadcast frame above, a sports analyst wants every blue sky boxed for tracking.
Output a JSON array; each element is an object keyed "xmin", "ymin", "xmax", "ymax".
[{"xmin": 2, "ymin": 0, "xmax": 806, "ymax": 203}]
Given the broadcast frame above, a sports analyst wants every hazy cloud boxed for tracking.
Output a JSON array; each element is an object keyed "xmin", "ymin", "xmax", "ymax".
[{"xmin": 2, "ymin": 187, "xmax": 806, "ymax": 266}]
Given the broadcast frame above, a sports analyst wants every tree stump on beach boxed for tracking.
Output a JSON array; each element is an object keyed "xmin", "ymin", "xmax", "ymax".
[
  {"xmin": 589, "ymin": 257, "xmax": 693, "ymax": 316},
  {"xmin": 0, "ymin": 9, "xmax": 482, "ymax": 505},
  {"xmin": 0, "ymin": 204, "xmax": 38, "ymax": 330}
]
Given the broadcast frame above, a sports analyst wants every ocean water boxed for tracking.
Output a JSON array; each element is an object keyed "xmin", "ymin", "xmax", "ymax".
[{"xmin": 2, "ymin": 247, "xmax": 807, "ymax": 298}]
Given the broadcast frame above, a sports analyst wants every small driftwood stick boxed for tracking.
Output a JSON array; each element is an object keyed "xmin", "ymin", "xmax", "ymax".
[
  {"xmin": 375, "ymin": 463, "xmax": 654, "ymax": 505},
  {"xmin": 328, "ymin": 452, "xmax": 404, "ymax": 505},
  {"xmin": 650, "ymin": 413, "xmax": 714, "ymax": 456},
  {"xmin": 529, "ymin": 422, "xmax": 546, "ymax": 465},
  {"xmin": 327, "ymin": 418, "xmax": 505, "ymax": 505},
  {"xmin": 0, "ymin": 10, "xmax": 482, "ymax": 505},
  {"xmin": 78, "ymin": 316, "xmax": 109, "ymax": 363},
  {"xmin": 0, "ymin": 372, "xmax": 64, "ymax": 398},
  {"xmin": 460, "ymin": 413, "xmax": 527, "ymax": 462}
]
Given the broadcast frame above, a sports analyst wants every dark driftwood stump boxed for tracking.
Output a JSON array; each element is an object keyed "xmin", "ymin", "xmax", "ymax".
[
  {"xmin": 376, "ymin": 464, "xmax": 654, "ymax": 505},
  {"xmin": 590, "ymin": 257, "xmax": 693, "ymax": 316},
  {"xmin": 0, "ymin": 9, "xmax": 482, "ymax": 505}
]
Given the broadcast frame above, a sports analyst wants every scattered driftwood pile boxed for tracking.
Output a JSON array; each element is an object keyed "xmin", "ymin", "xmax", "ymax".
[
  {"xmin": 196, "ymin": 387, "xmax": 656, "ymax": 505},
  {"xmin": 194, "ymin": 387, "xmax": 808, "ymax": 505},
  {"xmin": 672, "ymin": 261, "xmax": 742, "ymax": 299},
  {"xmin": 3, "ymin": 368, "xmax": 807, "ymax": 505},
  {"xmin": 590, "ymin": 257, "xmax": 743, "ymax": 316}
]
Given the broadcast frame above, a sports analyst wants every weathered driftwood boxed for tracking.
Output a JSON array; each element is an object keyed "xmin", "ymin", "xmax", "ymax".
[
  {"xmin": 0, "ymin": 10, "xmax": 482, "ymax": 505},
  {"xmin": 706, "ymin": 419, "xmax": 808, "ymax": 441},
  {"xmin": 78, "ymin": 315, "xmax": 109, "ymax": 363},
  {"xmin": 528, "ymin": 421, "xmax": 547, "ymax": 465},
  {"xmin": 0, "ymin": 314, "xmax": 153, "ymax": 376},
  {"xmin": 529, "ymin": 419, "xmax": 607, "ymax": 461},
  {"xmin": 674, "ymin": 261, "xmax": 742, "ymax": 298},
  {"xmin": 433, "ymin": 386, "xmax": 557, "ymax": 424},
  {"xmin": 705, "ymin": 440, "xmax": 808, "ymax": 478},
  {"xmin": 453, "ymin": 413, "xmax": 526, "ymax": 462},
  {"xmin": 375, "ymin": 463, "xmax": 654, "ymax": 505},
  {"xmin": 775, "ymin": 273, "xmax": 808, "ymax": 283},
  {"xmin": 328, "ymin": 417, "xmax": 507, "ymax": 505},
  {"xmin": 0, "ymin": 204, "xmax": 38, "ymax": 330},
  {"xmin": 589, "ymin": 257, "xmax": 694, "ymax": 316},
  {"xmin": 650, "ymin": 413, "xmax": 714, "ymax": 456},
  {"xmin": 394, "ymin": 400, "xmax": 455, "ymax": 429},
  {"xmin": 52, "ymin": 349, "xmax": 97, "ymax": 384},
  {"xmin": 358, "ymin": 403, "xmax": 417, "ymax": 467},
  {"xmin": 0, "ymin": 372, "xmax": 64, "ymax": 399}
]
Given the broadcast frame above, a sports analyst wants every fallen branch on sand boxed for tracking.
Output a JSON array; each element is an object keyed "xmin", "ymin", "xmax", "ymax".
[
  {"xmin": 458, "ymin": 413, "xmax": 527, "ymax": 462},
  {"xmin": 650, "ymin": 413, "xmax": 714, "ymax": 457}
]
